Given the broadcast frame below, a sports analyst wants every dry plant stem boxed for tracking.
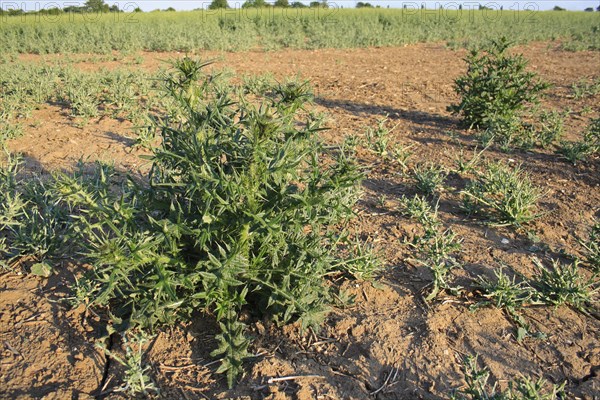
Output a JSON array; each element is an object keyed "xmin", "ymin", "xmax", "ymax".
[{"xmin": 267, "ymin": 375, "xmax": 323, "ymax": 384}]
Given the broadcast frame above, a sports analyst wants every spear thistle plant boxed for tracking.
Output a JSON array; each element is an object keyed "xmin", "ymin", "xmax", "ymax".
[{"xmin": 60, "ymin": 58, "xmax": 375, "ymax": 388}]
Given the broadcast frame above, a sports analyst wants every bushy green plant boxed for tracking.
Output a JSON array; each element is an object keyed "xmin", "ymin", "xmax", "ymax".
[
  {"xmin": 449, "ymin": 37, "xmax": 549, "ymax": 130},
  {"xmin": 462, "ymin": 162, "xmax": 542, "ymax": 227},
  {"xmin": 60, "ymin": 59, "xmax": 375, "ymax": 387}
]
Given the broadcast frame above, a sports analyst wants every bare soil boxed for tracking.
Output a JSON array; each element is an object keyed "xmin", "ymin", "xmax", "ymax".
[{"xmin": 2, "ymin": 42, "xmax": 599, "ymax": 399}]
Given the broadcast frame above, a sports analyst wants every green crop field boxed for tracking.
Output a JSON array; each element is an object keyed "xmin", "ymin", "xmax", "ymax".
[{"xmin": 0, "ymin": 8, "xmax": 599, "ymax": 54}]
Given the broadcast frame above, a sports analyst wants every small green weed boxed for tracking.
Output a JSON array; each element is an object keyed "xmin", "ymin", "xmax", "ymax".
[
  {"xmin": 558, "ymin": 117, "xmax": 600, "ymax": 164},
  {"xmin": 0, "ymin": 156, "xmax": 75, "ymax": 271},
  {"xmin": 535, "ymin": 110, "xmax": 565, "ymax": 149},
  {"xmin": 364, "ymin": 117, "xmax": 391, "ymax": 158},
  {"xmin": 399, "ymin": 194, "xmax": 435, "ymax": 224},
  {"xmin": 343, "ymin": 134, "xmax": 360, "ymax": 155},
  {"xmin": 98, "ymin": 332, "xmax": 157, "ymax": 396},
  {"xmin": 474, "ymin": 110, "xmax": 564, "ymax": 152},
  {"xmin": 0, "ymin": 153, "xmax": 26, "ymax": 268},
  {"xmin": 412, "ymin": 163, "xmax": 446, "ymax": 196},
  {"xmin": 392, "ymin": 143, "xmax": 414, "ymax": 172},
  {"xmin": 242, "ymin": 73, "xmax": 276, "ymax": 96},
  {"xmin": 462, "ymin": 162, "xmax": 542, "ymax": 227},
  {"xmin": 401, "ymin": 196, "xmax": 462, "ymax": 301},
  {"xmin": 475, "ymin": 268, "xmax": 541, "ymax": 341},
  {"xmin": 532, "ymin": 258, "xmax": 598, "ymax": 313},
  {"xmin": 578, "ymin": 219, "xmax": 600, "ymax": 271},
  {"xmin": 571, "ymin": 76, "xmax": 600, "ymax": 99},
  {"xmin": 454, "ymin": 145, "xmax": 488, "ymax": 174},
  {"xmin": 557, "ymin": 140, "xmax": 592, "ymax": 164},
  {"xmin": 452, "ymin": 354, "xmax": 566, "ymax": 400}
]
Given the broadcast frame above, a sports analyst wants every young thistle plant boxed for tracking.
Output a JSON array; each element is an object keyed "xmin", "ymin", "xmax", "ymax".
[
  {"xmin": 412, "ymin": 163, "xmax": 446, "ymax": 196},
  {"xmin": 579, "ymin": 219, "xmax": 600, "ymax": 271},
  {"xmin": 452, "ymin": 354, "xmax": 566, "ymax": 400},
  {"xmin": 364, "ymin": 117, "xmax": 392, "ymax": 158},
  {"xmin": 462, "ymin": 161, "xmax": 542, "ymax": 228},
  {"xmin": 400, "ymin": 195, "xmax": 462, "ymax": 301}
]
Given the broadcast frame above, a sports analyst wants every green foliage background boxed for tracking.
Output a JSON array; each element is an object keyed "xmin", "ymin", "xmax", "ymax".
[{"xmin": 0, "ymin": 9, "xmax": 599, "ymax": 54}]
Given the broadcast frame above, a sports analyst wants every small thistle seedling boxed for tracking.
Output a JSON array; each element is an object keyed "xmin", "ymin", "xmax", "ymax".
[
  {"xmin": 401, "ymin": 196, "xmax": 462, "ymax": 301},
  {"xmin": 412, "ymin": 163, "xmax": 446, "ymax": 196},
  {"xmin": 398, "ymin": 194, "xmax": 437, "ymax": 225},
  {"xmin": 67, "ymin": 82, "xmax": 100, "ymax": 120},
  {"xmin": 339, "ymin": 237, "xmax": 383, "ymax": 281},
  {"xmin": 478, "ymin": 268, "xmax": 535, "ymax": 311},
  {"xmin": 0, "ymin": 122, "xmax": 25, "ymax": 143},
  {"xmin": 578, "ymin": 219, "xmax": 600, "ymax": 271},
  {"xmin": 454, "ymin": 144, "xmax": 489, "ymax": 174},
  {"xmin": 475, "ymin": 128, "xmax": 497, "ymax": 149},
  {"xmin": 0, "ymin": 153, "xmax": 26, "ymax": 268},
  {"xmin": 273, "ymin": 77, "xmax": 314, "ymax": 112},
  {"xmin": 571, "ymin": 76, "xmax": 600, "ymax": 99},
  {"xmin": 535, "ymin": 110, "xmax": 565, "ymax": 148},
  {"xmin": 558, "ymin": 117, "xmax": 600, "ymax": 164},
  {"xmin": 420, "ymin": 228, "xmax": 463, "ymax": 301},
  {"xmin": 392, "ymin": 143, "xmax": 414, "ymax": 172},
  {"xmin": 452, "ymin": 354, "xmax": 566, "ymax": 400},
  {"xmin": 451, "ymin": 355, "xmax": 502, "ymax": 400},
  {"xmin": 364, "ymin": 118, "xmax": 391, "ymax": 158},
  {"xmin": 462, "ymin": 162, "xmax": 542, "ymax": 228},
  {"xmin": 98, "ymin": 332, "xmax": 157, "ymax": 397},
  {"xmin": 0, "ymin": 153, "xmax": 24, "ymax": 231},
  {"xmin": 132, "ymin": 120, "xmax": 156, "ymax": 150},
  {"xmin": 0, "ymin": 157, "xmax": 76, "ymax": 271},
  {"xmin": 343, "ymin": 134, "xmax": 360, "ymax": 154},
  {"xmin": 475, "ymin": 268, "xmax": 541, "ymax": 341},
  {"xmin": 532, "ymin": 258, "xmax": 598, "ymax": 313},
  {"xmin": 557, "ymin": 140, "xmax": 592, "ymax": 164},
  {"xmin": 242, "ymin": 73, "xmax": 276, "ymax": 96},
  {"xmin": 580, "ymin": 105, "xmax": 592, "ymax": 116},
  {"xmin": 584, "ymin": 117, "xmax": 600, "ymax": 151}
]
